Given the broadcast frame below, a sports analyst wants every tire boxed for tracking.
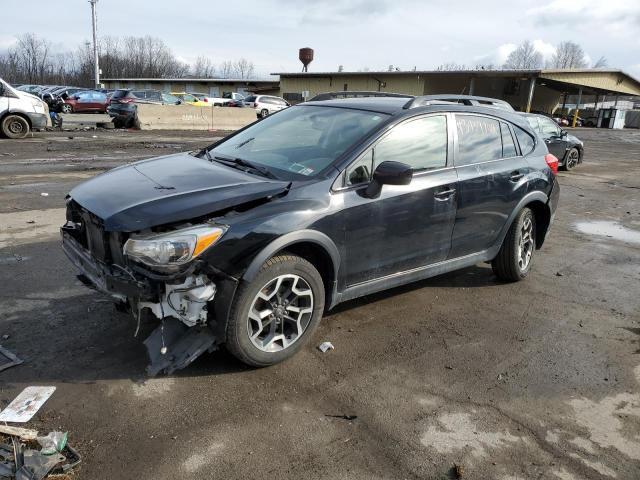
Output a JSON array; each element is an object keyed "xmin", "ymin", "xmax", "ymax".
[
  {"xmin": 60, "ymin": 104, "xmax": 73, "ymax": 114},
  {"xmin": 561, "ymin": 147, "xmax": 579, "ymax": 171},
  {"xmin": 492, "ymin": 207, "xmax": 536, "ymax": 282},
  {"xmin": 1, "ymin": 115, "xmax": 30, "ymax": 139},
  {"xmin": 260, "ymin": 108, "xmax": 269, "ymax": 118},
  {"xmin": 226, "ymin": 254, "xmax": 325, "ymax": 367}
]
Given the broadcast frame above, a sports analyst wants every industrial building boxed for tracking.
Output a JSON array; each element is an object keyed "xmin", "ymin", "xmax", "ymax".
[
  {"xmin": 101, "ymin": 78, "xmax": 279, "ymax": 97},
  {"xmin": 274, "ymin": 69, "xmax": 640, "ymax": 114}
]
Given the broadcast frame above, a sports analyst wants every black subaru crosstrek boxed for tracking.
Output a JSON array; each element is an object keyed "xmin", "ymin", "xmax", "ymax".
[{"xmin": 61, "ymin": 94, "xmax": 559, "ymax": 374}]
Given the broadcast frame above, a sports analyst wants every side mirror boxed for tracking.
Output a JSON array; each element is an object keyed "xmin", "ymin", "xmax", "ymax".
[
  {"xmin": 560, "ymin": 130, "xmax": 568, "ymax": 138},
  {"xmin": 0, "ymin": 85, "xmax": 5, "ymax": 97},
  {"xmin": 364, "ymin": 161, "xmax": 413, "ymax": 198}
]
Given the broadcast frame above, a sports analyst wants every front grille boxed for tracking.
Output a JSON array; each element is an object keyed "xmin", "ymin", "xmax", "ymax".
[{"xmin": 65, "ymin": 199, "xmax": 124, "ymax": 263}]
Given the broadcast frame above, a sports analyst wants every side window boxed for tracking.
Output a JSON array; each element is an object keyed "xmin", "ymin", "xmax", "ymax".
[
  {"xmin": 345, "ymin": 149, "xmax": 374, "ymax": 186},
  {"xmin": 539, "ymin": 117, "xmax": 561, "ymax": 138},
  {"xmin": 131, "ymin": 90, "xmax": 146, "ymax": 99},
  {"xmin": 373, "ymin": 115, "xmax": 448, "ymax": 171},
  {"xmin": 513, "ymin": 126, "xmax": 535, "ymax": 155},
  {"xmin": 500, "ymin": 122, "xmax": 517, "ymax": 158},
  {"xmin": 455, "ymin": 115, "xmax": 502, "ymax": 165},
  {"xmin": 526, "ymin": 116, "xmax": 540, "ymax": 133}
]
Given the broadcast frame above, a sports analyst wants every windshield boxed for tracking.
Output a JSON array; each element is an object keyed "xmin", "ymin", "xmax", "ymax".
[
  {"xmin": 208, "ymin": 105, "xmax": 388, "ymax": 179},
  {"xmin": 162, "ymin": 93, "xmax": 181, "ymax": 104}
]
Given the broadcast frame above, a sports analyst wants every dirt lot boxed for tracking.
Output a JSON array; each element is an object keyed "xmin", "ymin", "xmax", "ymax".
[{"xmin": 0, "ymin": 127, "xmax": 639, "ymax": 479}]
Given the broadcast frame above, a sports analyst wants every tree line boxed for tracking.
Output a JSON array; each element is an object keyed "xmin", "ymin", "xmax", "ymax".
[
  {"xmin": 436, "ymin": 41, "xmax": 607, "ymax": 71},
  {"xmin": 0, "ymin": 33, "xmax": 256, "ymax": 86}
]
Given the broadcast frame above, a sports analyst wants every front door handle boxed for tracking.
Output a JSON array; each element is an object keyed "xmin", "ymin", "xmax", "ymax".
[
  {"xmin": 434, "ymin": 187, "xmax": 456, "ymax": 200},
  {"xmin": 509, "ymin": 171, "xmax": 524, "ymax": 182}
]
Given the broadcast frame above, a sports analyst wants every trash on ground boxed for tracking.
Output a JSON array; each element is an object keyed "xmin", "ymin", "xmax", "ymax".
[
  {"xmin": 318, "ymin": 341, "xmax": 334, "ymax": 353},
  {"xmin": 0, "ymin": 435, "xmax": 81, "ymax": 479},
  {"xmin": 0, "ymin": 426, "xmax": 38, "ymax": 441},
  {"xmin": 37, "ymin": 432, "xmax": 67, "ymax": 455},
  {"xmin": 0, "ymin": 346, "xmax": 23, "ymax": 373},
  {"xmin": 39, "ymin": 193, "xmax": 48, "ymax": 197},
  {"xmin": 325, "ymin": 414, "xmax": 357, "ymax": 421},
  {"xmin": 453, "ymin": 463, "xmax": 465, "ymax": 478},
  {"xmin": 0, "ymin": 386, "xmax": 56, "ymax": 423}
]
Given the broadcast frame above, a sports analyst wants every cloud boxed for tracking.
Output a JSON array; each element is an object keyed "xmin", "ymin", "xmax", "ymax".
[
  {"xmin": 532, "ymin": 39, "xmax": 556, "ymax": 62},
  {"xmin": 473, "ymin": 43, "xmax": 517, "ymax": 66}
]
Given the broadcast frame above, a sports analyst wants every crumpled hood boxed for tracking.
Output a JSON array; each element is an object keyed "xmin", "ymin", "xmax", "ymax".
[{"xmin": 69, "ymin": 152, "xmax": 289, "ymax": 231}]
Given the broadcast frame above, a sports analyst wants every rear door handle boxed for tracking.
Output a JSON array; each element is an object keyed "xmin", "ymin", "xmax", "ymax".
[
  {"xmin": 509, "ymin": 171, "xmax": 524, "ymax": 182},
  {"xmin": 434, "ymin": 187, "xmax": 456, "ymax": 200}
]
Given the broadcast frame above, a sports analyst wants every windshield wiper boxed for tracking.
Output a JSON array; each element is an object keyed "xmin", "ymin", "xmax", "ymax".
[
  {"xmin": 213, "ymin": 155, "xmax": 278, "ymax": 180},
  {"xmin": 199, "ymin": 148, "xmax": 213, "ymax": 162}
]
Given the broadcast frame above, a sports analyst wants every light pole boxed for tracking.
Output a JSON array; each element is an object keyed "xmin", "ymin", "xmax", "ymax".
[{"xmin": 89, "ymin": 0, "xmax": 100, "ymax": 89}]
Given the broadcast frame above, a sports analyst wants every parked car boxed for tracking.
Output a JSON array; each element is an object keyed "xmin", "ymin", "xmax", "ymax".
[
  {"xmin": 0, "ymin": 77, "xmax": 49, "ymax": 138},
  {"xmin": 16, "ymin": 84, "xmax": 43, "ymax": 95},
  {"xmin": 171, "ymin": 92, "xmax": 208, "ymax": 107},
  {"xmin": 205, "ymin": 92, "xmax": 246, "ymax": 106},
  {"xmin": 44, "ymin": 87, "xmax": 88, "ymax": 110},
  {"xmin": 190, "ymin": 92, "xmax": 213, "ymax": 103},
  {"xmin": 107, "ymin": 89, "xmax": 181, "ymax": 128},
  {"xmin": 523, "ymin": 113, "xmax": 584, "ymax": 170},
  {"xmin": 59, "ymin": 90, "xmax": 110, "ymax": 114},
  {"xmin": 61, "ymin": 94, "xmax": 559, "ymax": 373},
  {"xmin": 244, "ymin": 95, "xmax": 289, "ymax": 117}
]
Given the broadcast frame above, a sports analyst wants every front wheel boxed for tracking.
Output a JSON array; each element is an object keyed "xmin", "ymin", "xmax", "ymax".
[
  {"xmin": 1, "ymin": 115, "xmax": 30, "ymax": 139},
  {"xmin": 492, "ymin": 207, "xmax": 536, "ymax": 282},
  {"xmin": 226, "ymin": 254, "xmax": 325, "ymax": 367},
  {"xmin": 260, "ymin": 108, "xmax": 269, "ymax": 118},
  {"xmin": 60, "ymin": 104, "xmax": 73, "ymax": 114},
  {"xmin": 561, "ymin": 147, "xmax": 579, "ymax": 171}
]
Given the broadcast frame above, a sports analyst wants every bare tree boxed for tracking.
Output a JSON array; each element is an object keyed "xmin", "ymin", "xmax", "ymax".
[
  {"xmin": 549, "ymin": 41, "xmax": 587, "ymax": 69},
  {"xmin": 503, "ymin": 41, "xmax": 543, "ymax": 69},
  {"xmin": 593, "ymin": 56, "xmax": 608, "ymax": 68},
  {"xmin": 436, "ymin": 63, "xmax": 468, "ymax": 71},
  {"xmin": 218, "ymin": 60, "xmax": 234, "ymax": 78},
  {"xmin": 192, "ymin": 56, "xmax": 216, "ymax": 77},
  {"xmin": 233, "ymin": 58, "xmax": 255, "ymax": 79}
]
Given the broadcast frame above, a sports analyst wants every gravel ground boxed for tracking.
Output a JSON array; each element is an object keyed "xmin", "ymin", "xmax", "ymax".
[{"xmin": 0, "ymin": 127, "xmax": 639, "ymax": 479}]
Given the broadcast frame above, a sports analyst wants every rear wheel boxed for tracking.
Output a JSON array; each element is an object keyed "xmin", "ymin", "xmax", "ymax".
[
  {"xmin": 492, "ymin": 207, "xmax": 536, "ymax": 282},
  {"xmin": 1, "ymin": 115, "xmax": 30, "ymax": 139},
  {"xmin": 562, "ymin": 147, "xmax": 579, "ymax": 171},
  {"xmin": 226, "ymin": 254, "xmax": 325, "ymax": 367},
  {"xmin": 60, "ymin": 104, "xmax": 73, "ymax": 114}
]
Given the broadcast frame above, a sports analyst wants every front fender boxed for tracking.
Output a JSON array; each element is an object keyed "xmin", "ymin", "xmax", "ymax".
[{"xmin": 241, "ymin": 229, "xmax": 341, "ymax": 284}]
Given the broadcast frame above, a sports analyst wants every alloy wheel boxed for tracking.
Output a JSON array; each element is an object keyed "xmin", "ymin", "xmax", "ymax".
[
  {"xmin": 518, "ymin": 217, "xmax": 534, "ymax": 271},
  {"xmin": 566, "ymin": 149, "xmax": 579, "ymax": 169},
  {"xmin": 247, "ymin": 274, "xmax": 314, "ymax": 352}
]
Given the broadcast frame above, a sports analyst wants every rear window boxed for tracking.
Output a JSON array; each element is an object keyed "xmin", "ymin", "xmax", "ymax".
[
  {"xmin": 455, "ymin": 115, "xmax": 502, "ymax": 165},
  {"xmin": 111, "ymin": 90, "xmax": 129, "ymax": 99},
  {"xmin": 500, "ymin": 122, "xmax": 517, "ymax": 158}
]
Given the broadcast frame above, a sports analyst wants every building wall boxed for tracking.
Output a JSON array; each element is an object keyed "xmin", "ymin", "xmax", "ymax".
[
  {"xmin": 102, "ymin": 80, "xmax": 278, "ymax": 97},
  {"xmin": 279, "ymin": 74, "xmax": 426, "ymax": 99},
  {"xmin": 280, "ymin": 73, "xmax": 561, "ymax": 112}
]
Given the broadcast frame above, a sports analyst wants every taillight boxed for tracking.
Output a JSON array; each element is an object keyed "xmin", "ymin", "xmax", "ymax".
[
  {"xmin": 545, "ymin": 153, "xmax": 559, "ymax": 175},
  {"xmin": 203, "ymin": 98, "xmax": 208, "ymax": 102}
]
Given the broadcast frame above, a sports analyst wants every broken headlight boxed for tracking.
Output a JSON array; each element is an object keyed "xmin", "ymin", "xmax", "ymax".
[{"xmin": 123, "ymin": 225, "xmax": 226, "ymax": 267}]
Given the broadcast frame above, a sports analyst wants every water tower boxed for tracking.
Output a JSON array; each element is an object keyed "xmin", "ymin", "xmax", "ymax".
[{"xmin": 299, "ymin": 48, "xmax": 314, "ymax": 72}]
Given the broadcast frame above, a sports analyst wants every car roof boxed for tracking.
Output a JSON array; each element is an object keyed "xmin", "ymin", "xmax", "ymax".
[{"xmin": 302, "ymin": 97, "xmax": 410, "ymax": 114}]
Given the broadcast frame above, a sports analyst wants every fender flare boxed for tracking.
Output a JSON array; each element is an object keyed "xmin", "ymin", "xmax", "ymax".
[
  {"xmin": 491, "ymin": 190, "xmax": 549, "ymax": 256},
  {"xmin": 241, "ymin": 229, "xmax": 341, "ymax": 284}
]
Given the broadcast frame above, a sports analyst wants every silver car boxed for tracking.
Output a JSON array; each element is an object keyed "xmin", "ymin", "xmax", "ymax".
[{"xmin": 244, "ymin": 95, "xmax": 289, "ymax": 118}]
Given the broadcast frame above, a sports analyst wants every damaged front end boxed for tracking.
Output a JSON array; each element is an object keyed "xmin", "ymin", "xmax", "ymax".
[{"xmin": 61, "ymin": 199, "xmax": 237, "ymax": 376}]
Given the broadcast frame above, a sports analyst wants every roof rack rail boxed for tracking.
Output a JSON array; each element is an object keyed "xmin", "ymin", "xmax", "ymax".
[
  {"xmin": 308, "ymin": 91, "xmax": 415, "ymax": 101},
  {"xmin": 403, "ymin": 95, "xmax": 515, "ymax": 111}
]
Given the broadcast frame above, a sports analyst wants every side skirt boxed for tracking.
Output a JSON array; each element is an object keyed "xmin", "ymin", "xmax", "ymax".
[{"xmin": 336, "ymin": 247, "xmax": 499, "ymax": 304}]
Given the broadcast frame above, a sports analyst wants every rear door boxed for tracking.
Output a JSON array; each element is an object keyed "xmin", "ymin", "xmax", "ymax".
[
  {"xmin": 335, "ymin": 114, "xmax": 458, "ymax": 286},
  {"xmin": 449, "ymin": 114, "xmax": 530, "ymax": 258}
]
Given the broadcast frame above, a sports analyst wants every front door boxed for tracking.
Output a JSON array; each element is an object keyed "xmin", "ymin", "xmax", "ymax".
[
  {"xmin": 333, "ymin": 114, "xmax": 458, "ymax": 286},
  {"xmin": 537, "ymin": 116, "xmax": 567, "ymax": 160},
  {"xmin": 450, "ymin": 114, "xmax": 530, "ymax": 258}
]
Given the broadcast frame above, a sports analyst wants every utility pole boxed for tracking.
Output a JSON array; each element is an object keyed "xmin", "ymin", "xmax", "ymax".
[{"xmin": 89, "ymin": 0, "xmax": 100, "ymax": 89}]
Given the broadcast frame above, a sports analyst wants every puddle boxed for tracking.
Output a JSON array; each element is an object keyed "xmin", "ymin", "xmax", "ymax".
[{"xmin": 574, "ymin": 221, "xmax": 640, "ymax": 244}]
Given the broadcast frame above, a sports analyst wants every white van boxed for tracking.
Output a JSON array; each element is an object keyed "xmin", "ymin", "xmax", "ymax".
[{"xmin": 0, "ymin": 78, "xmax": 49, "ymax": 138}]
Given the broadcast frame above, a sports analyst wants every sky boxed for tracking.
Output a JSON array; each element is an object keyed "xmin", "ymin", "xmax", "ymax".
[{"xmin": 0, "ymin": 0, "xmax": 639, "ymax": 78}]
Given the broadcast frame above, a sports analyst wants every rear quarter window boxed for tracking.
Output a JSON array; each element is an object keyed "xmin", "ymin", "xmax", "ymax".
[{"xmin": 513, "ymin": 126, "xmax": 535, "ymax": 155}]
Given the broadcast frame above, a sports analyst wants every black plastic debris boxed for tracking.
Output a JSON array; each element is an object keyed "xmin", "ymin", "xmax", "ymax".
[
  {"xmin": 144, "ymin": 318, "xmax": 217, "ymax": 376},
  {"xmin": 0, "ymin": 346, "xmax": 23, "ymax": 373}
]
